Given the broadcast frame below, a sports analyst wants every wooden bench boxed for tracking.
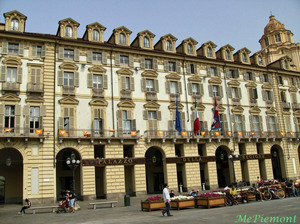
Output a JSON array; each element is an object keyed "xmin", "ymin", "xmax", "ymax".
[
  {"xmin": 89, "ymin": 201, "xmax": 118, "ymax": 210},
  {"xmin": 27, "ymin": 206, "xmax": 58, "ymax": 214}
]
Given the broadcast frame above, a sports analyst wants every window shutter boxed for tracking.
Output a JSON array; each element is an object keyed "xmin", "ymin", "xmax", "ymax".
[
  {"xmin": 130, "ymin": 77, "xmax": 135, "ymax": 91},
  {"xmin": 234, "ymin": 69, "xmax": 240, "ymax": 78},
  {"xmin": 259, "ymin": 73, "xmax": 264, "ymax": 82},
  {"xmin": 25, "ymin": 114, "xmax": 30, "ymax": 134},
  {"xmin": 17, "ymin": 67, "xmax": 22, "ymax": 83},
  {"xmin": 40, "ymin": 106, "xmax": 46, "ymax": 117},
  {"xmin": 15, "ymin": 114, "xmax": 20, "ymax": 134},
  {"xmin": 64, "ymin": 107, "xmax": 69, "ymax": 117},
  {"xmin": 176, "ymin": 61, "xmax": 181, "ymax": 73},
  {"xmin": 153, "ymin": 58, "xmax": 158, "ymax": 70},
  {"xmin": 231, "ymin": 115, "xmax": 236, "ymax": 132},
  {"xmin": 36, "ymin": 68, "xmax": 41, "ymax": 84},
  {"xmin": 165, "ymin": 81, "xmax": 170, "ymax": 94},
  {"xmin": 94, "ymin": 109, "xmax": 99, "ymax": 119},
  {"xmin": 18, "ymin": 43, "xmax": 24, "ymax": 56},
  {"xmin": 249, "ymin": 115, "xmax": 254, "ymax": 131},
  {"xmin": 168, "ymin": 120, "xmax": 174, "ymax": 130},
  {"xmin": 69, "ymin": 108, "xmax": 74, "ymax": 117},
  {"xmin": 58, "ymin": 47, "xmax": 64, "ymax": 59},
  {"xmin": 129, "ymin": 55, "xmax": 134, "ymax": 67},
  {"xmin": 74, "ymin": 49, "xmax": 80, "ymax": 61},
  {"xmin": 227, "ymin": 87, "xmax": 232, "ymax": 98},
  {"xmin": 268, "ymin": 74, "xmax": 273, "ymax": 84},
  {"xmin": 69, "ymin": 116, "xmax": 74, "ymax": 136},
  {"xmin": 249, "ymin": 88, "xmax": 254, "ymax": 100},
  {"xmin": 219, "ymin": 86, "xmax": 223, "ymax": 98},
  {"xmin": 131, "ymin": 119, "xmax": 136, "ymax": 131},
  {"xmin": 157, "ymin": 111, "xmax": 162, "ymax": 120},
  {"xmin": 58, "ymin": 71, "xmax": 63, "ymax": 86},
  {"xmin": 103, "ymin": 75, "xmax": 108, "ymax": 89},
  {"xmin": 208, "ymin": 85, "xmax": 213, "ymax": 97},
  {"xmin": 225, "ymin": 68, "xmax": 230, "ymax": 79},
  {"xmin": 23, "ymin": 105, "xmax": 30, "ymax": 116},
  {"xmin": 102, "ymin": 52, "xmax": 107, "ymax": 64},
  {"xmin": 180, "ymin": 112, "xmax": 185, "ymax": 130},
  {"xmin": 57, "ymin": 117, "xmax": 63, "ymax": 131},
  {"xmin": 1, "ymin": 66, "xmax": 7, "ymax": 82},
  {"xmin": 270, "ymin": 92, "xmax": 274, "ymax": 102},
  {"xmin": 87, "ymin": 51, "xmax": 92, "ymax": 63},
  {"xmin": 294, "ymin": 117, "xmax": 299, "ymax": 132},
  {"xmin": 127, "ymin": 110, "xmax": 132, "ymax": 120},
  {"xmin": 292, "ymin": 93, "xmax": 297, "ymax": 103},
  {"xmin": 191, "ymin": 111, "xmax": 195, "ymax": 129},
  {"xmin": 217, "ymin": 67, "xmax": 221, "ymax": 77},
  {"xmin": 259, "ymin": 116, "xmax": 263, "ymax": 132},
  {"xmin": 141, "ymin": 78, "xmax": 146, "ymax": 92},
  {"xmin": 274, "ymin": 117, "xmax": 279, "ymax": 132},
  {"xmin": 2, "ymin": 41, "xmax": 8, "ymax": 54},
  {"xmin": 243, "ymin": 72, "xmax": 247, "ymax": 81},
  {"xmin": 99, "ymin": 109, "xmax": 104, "ymax": 119},
  {"xmin": 87, "ymin": 73, "xmax": 93, "ymax": 88},
  {"xmin": 143, "ymin": 110, "xmax": 148, "ymax": 120},
  {"xmin": 223, "ymin": 114, "xmax": 228, "ymax": 131},
  {"xmin": 32, "ymin": 45, "xmax": 37, "ymax": 57},
  {"xmin": 114, "ymin": 54, "xmax": 120, "ymax": 66},
  {"xmin": 238, "ymin": 88, "xmax": 242, "ymax": 98},
  {"xmin": 199, "ymin": 84, "xmax": 204, "ymax": 96},
  {"xmin": 41, "ymin": 45, "xmax": 46, "ymax": 58},
  {"xmin": 121, "ymin": 76, "xmax": 126, "ymax": 90},
  {"xmin": 266, "ymin": 116, "xmax": 270, "ymax": 131},
  {"xmin": 74, "ymin": 72, "xmax": 79, "ymax": 87},
  {"xmin": 154, "ymin": 79, "xmax": 159, "ymax": 93},
  {"xmin": 262, "ymin": 90, "xmax": 266, "ymax": 101},
  {"xmin": 206, "ymin": 65, "xmax": 211, "ymax": 77},
  {"xmin": 186, "ymin": 63, "xmax": 191, "ymax": 74},
  {"xmin": 188, "ymin": 83, "xmax": 192, "ymax": 95},
  {"xmin": 178, "ymin": 82, "xmax": 182, "ymax": 94},
  {"xmin": 242, "ymin": 115, "xmax": 246, "ymax": 132},
  {"xmin": 164, "ymin": 60, "xmax": 168, "ymax": 72},
  {"xmin": 140, "ymin": 57, "xmax": 145, "ymax": 69}
]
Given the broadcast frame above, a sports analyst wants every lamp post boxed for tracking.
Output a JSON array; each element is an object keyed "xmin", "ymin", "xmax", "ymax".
[
  {"xmin": 66, "ymin": 152, "xmax": 80, "ymax": 194},
  {"xmin": 228, "ymin": 150, "xmax": 237, "ymax": 185}
]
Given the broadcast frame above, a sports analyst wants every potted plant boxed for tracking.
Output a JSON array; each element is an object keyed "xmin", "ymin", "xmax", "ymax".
[
  {"xmin": 141, "ymin": 196, "xmax": 165, "ymax": 212},
  {"xmin": 195, "ymin": 192, "xmax": 226, "ymax": 209},
  {"xmin": 170, "ymin": 195, "xmax": 195, "ymax": 210}
]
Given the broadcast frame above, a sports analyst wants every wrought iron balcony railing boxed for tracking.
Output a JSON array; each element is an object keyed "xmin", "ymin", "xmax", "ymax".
[{"xmin": 0, "ymin": 127, "xmax": 44, "ymax": 138}]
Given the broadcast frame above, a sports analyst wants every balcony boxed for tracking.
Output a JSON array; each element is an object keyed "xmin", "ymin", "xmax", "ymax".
[
  {"xmin": 2, "ymin": 82, "xmax": 20, "ymax": 93},
  {"xmin": 27, "ymin": 83, "xmax": 43, "ymax": 94},
  {"xmin": 92, "ymin": 88, "xmax": 104, "ymax": 98},
  {"xmin": 63, "ymin": 86, "xmax": 75, "ymax": 95},
  {"xmin": 170, "ymin": 93, "xmax": 180, "ymax": 102},
  {"xmin": 0, "ymin": 127, "xmax": 44, "ymax": 141},
  {"xmin": 292, "ymin": 103, "xmax": 300, "ymax": 111},
  {"xmin": 146, "ymin": 92, "xmax": 157, "ymax": 101},
  {"xmin": 282, "ymin": 102, "xmax": 290, "ymax": 109},
  {"xmin": 120, "ymin": 90, "xmax": 132, "ymax": 100},
  {"xmin": 232, "ymin": 98, "xmax": 241, "ymax": 106}
]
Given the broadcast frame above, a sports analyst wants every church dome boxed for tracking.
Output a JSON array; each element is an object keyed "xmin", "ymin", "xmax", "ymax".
[{"xmin": 264, "ymin": 15, "xmax": 285, "ymax": 34}]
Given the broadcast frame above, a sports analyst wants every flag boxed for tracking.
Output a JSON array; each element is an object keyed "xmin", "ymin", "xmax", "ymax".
[
  {"xmin": 59, "ymin": 130, "xmax": 66, "ymax": 135},
  {"xmin": 35, "ymin": 129, "xmax": 43, "ymax": 135},
  {"xmin": 193, "ymin": 102, "xmax": 201, "ymax": 135},
  {"xmin": 175, "ymin": 96, "xmax": 182, "ymax": 133},
  {"xmin": 82, "ymin": 130, "xmax": 88, "ymax": 136},
  {"xmin": 4, "ymin": 128, "xmax": 13, "ymax": 133},
  {"xmin": 211, "ymin": 97, "xmax": 221, "ymax": 130}
]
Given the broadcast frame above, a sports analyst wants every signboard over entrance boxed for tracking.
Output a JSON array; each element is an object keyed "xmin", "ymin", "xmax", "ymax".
[
  {"xmin": 240, "ymin": 154, "xmax": 271, "ymax": 160},
  {"xmin": 166, "ymin": 156, "xmax": 216, "ymax": 163},
  {"xmin": 82, "ymin": 158, "xmax": 146, "ymax": 166}
]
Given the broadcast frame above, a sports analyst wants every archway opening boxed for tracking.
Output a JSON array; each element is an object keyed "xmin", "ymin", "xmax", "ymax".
[
  {"xmin": 145, "ymin": 147, "xmax": 165, "ymax": 194},
  {"xmin": 216, "ymin": 146, "xmax": 232, "ymax": 188},
  {"xmin": 56, "ymin": 148, "xmax": 81, "ymax": 201},
  {"xmin": 271, "ymin": 146, "xmax": 284, "ymax": 181},
  {"xmin": 0, "ymin": 148, "xmax": 23, "ymax": 204}
]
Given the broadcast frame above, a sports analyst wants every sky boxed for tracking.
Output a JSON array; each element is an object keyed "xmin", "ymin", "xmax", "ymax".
[{"xmin": 1, "ymin": 0, "xmax": 299, "ymax": 54}]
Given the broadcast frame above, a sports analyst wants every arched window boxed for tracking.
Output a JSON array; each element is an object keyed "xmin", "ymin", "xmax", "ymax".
[
  {"xmin": 119, "ymin": 33, "xmax": 126, "ymax": 45},
  {"xmin": 166, "ymin": 40, "xmax": 172, "ymax": 51},
  {"xmin": 242, "ymin": 53, "xmax": 248, "ymax": 62},
  {"xmin": 258, "ymin": 56, "xmax": 263, "ymax": 65},
  {"xmin": 11, "ymin": 18, "xmax": 19, "ymax": 31},
  {"xmin": 187, "ymin": 44, "xmax": 193, "ymax": 54},
  {"xmin": 207, "ymin": 47, "xmax": 213, "ymax": 57},
  {"xmin": 65, "ymin": 26, "xmax": 73, "ymax": 37},
  {"xmin": 225, "ymin": 50, "xmax": 231, "ymax": 60},
  {"xmin": 143, "ymin": 37, "xmax": 150, "ymax": 48},
  {"xmin": 92, "ymin": 30, "xmax": 100, "ymax": 41}
]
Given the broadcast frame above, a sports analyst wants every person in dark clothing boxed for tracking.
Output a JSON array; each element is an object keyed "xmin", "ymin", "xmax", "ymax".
[
  {"xmin": 18, "ymin": 198, "xmax": 31, "ymax": 214},
  {"xmin": 170, "ymin": 190, "xmax": 175, "ymax": 198}
]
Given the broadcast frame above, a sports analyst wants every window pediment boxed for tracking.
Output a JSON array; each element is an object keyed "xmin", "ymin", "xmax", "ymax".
[
  {"xmin": 168, "ymin": 102, "xmax": 184, "ymax": 110},
  {"xmin": 117, "ymin": 100, "xmax": 135, "ymax": 108},
  {"xmin": 25, "ymin": 96, "xmax": 44, "ymax": 104},
  {"xmin": 208, "ymin": 77, "xmax": 222, "ymax": 84},
  {"xmin": 59, "ymin": 62, "xmax": 79, "ymax": 71},
  {"xmin": 2, "ymin": 57, "xmax": 22, "ymax": 65},
  {"xmin": 188, "ymin": 75, "xmax": 202, "ymax": 83},
  {"xmin": 59, "ymin": 18, "xmax": 80, "ymax": 26},
  {"xmin": 266, "ymin": 107, "xmax": 276, "ymax": 115},
  {"xmin": 114, "ymin": 26, "xmax": 132, "ymax": 34},
  {"xmin": 231, "ymin": 106, "xmax": 244, "ymax": 114},
  {"xmin": 191, "ymin": 104, "xmax": 206, "ymax": 112},
  {"xmin": 86, "ymin": 22, "xmax": 106, "ymax": 31},
  {"xmin": 88, "ymin": 65, "xmax": 106, "ymax": 73},
  {"xmin": 283, "ymin": 111, "xmax": 291, "ymax": 116},
  {"xmin": 0, "ymin": 93, "xmax": 21, "ymax": 103},
  {"xmin": 210, "ymin": 104, "xmax": 225, "ymax": 113},
  {"xmin": 245, "ymin": 82, "xmax": 257, "ymax": 88},
  {"xmin": 227, "ymin": 80, "xmax": 240, "ymax": 87},
  {"xmin": 261, "ymin": 83, "xmax": 273, "ymax": 90},
  {"xmin": 141, "ymin": 70, "xmax": 158, "ymax": 78},
  {"xmin": 116, "ymin": 68, "xmax": 133, "ymax": 76},
  {"xmin": 144, "ymin": 101, "xmax": 160, "ymax": 109},
  {"xmin": 138, "ymin": 30, "xmax": 155, "ymax": 38},
  {"xmin": 166, "ymin": 73, "xmax": 181, "ymax": 80},
  {"xmin": 161, "ymin": 33, "xmax": 177, "ymax": 41},
  {"xmin": 89, "ymin": 98, "xmax": 108, "ymax": 107},
  {"xmin": 59, "ymin": 96, "xmax": 79, "ymax": 105},
  {"xmin": 294, "ymin": 110, "xmax": 300, "ymax": 116},
  {"xmin": 289, "ymin": 86, "xmax": 298, "ymax": 92},
  {"xmin": 249, "ymin": 106, "xmax": 261, "ymax": 114}
]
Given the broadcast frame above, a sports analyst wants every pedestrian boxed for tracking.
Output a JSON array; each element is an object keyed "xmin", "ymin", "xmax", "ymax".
[
  {"xmin": 170, "ymin": 190, "xmax": 175, "ymax": 198},
  {"xmin": 68, "ymin": 191, "xmax": 76, "ymax": 213},
  {"xmin": 162, "ymin": 183, "xmax": 173, "ymax": 217},
  {"xmin": 18, "ymin": 198, "xmax": 31, "ymax": 214}
]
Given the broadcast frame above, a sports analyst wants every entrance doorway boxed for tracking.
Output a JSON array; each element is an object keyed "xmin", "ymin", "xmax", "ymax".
[
  {"xmin": 94, "ymin": 145, "xmax": 106, "ymax": 199},
  {"xmin": 271, "ymin": 146, "xmax": 284, "ymax": 181},
  {"xmin": 0, "ymin": 148, "xmax": 23, "ymax": 204},
  {"xmin": 56, "ymin": 148, "xmax": 81, "ymax": 200},
  {"xmin": 216, "ymin": 147, "xmax": 232, "ymax": 188},
  {"xmin": 145, "ymin": 147, "xmax": 165, "ymax": 194}
]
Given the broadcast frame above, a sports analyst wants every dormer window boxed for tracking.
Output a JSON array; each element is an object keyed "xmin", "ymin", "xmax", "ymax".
[
  {"xmin": 265, "ymin": 37, "xmax": 269, "ymax": 46},
  {"xmin": 92, "ymin": 30, "xmax": 100, "ymax": 41},
  {"xmin": 187, "ymin": 44, "xmax": 193, "ymax": 54},
  {"xmin": 143, "ymin": 37, "xmax": 150, "ymax": 48},
  {"xmin": 10, "ymin": 18, "xmax": 19, "ymax": 31},
  {"xmin": 65, "ymin": 26, "xmax": 73, "ymax": 37},
  {"xmin": 287, "ymin": 33, "xmax": 291, "ymax": 42},
  {"xmin": 166, "ymin": 40, "xmax": 172, "ymax": 51},
  {"xmin": 225, "ymin": 50, "xmax": 231, "ymax": 60},
  {"xmin": 207, "ymin": 47, "xmax": 213, "ymax": 57},
  {"xmin": 242, "ymin": 53, "xmax": 248, "ymax": 62},
  {"xmin": 258, "ymin": 56, "xmax": 263, "ymax": 65},
  {"xmin": 275, "ymin": 33, "xmax": 281, "ymax": 42},
  {"xmin": 119, "ymin": 33, "xmax": 126, "ymax": 45}
]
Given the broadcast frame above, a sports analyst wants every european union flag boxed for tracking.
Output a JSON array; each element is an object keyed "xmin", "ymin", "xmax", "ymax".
[{"xmin": 175, "ymin": 97, "xmax": 181, "ymax": 133}]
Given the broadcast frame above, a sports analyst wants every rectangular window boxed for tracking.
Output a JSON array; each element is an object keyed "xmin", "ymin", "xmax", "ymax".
[
  {"xmin": 212, "ymin": 85, "xmax": 219, "ymax": 97},
  {"xmin": 30, "ymin": 106, "xmax": 40, "ymax": 133},
  {"xmin": 265, "ymin": 37, "xmax": 269, "ymax": 46},
  {"xmin": 168, "ymin": 62, "xmax": 176, "ymax": 72},
  {"xmin": 232, "ymin": 87, "xmax": 238, "ymax": 99},
  {"xmin": 170, "ymin": 81, "xmax": 177, "ymax": 94},
  {"xmin": 93, "ymin": 52, "xmax": 102, "ymax": 62},
  {"xmin": 145, "ymin": 59, "xmax": 153, "ymax": 69},
  {"xmin": 6, "ymin": 67, "xmax": 17, "ymax": 83},
  {"xmin": 63, "ymin": 72, "xmax": 74, "ymax": 86},
  {"xmin": 64, "ymin": 49, "xmax": 74, "ymax": 60},
  {"xmin": 192, "ymin": 83, "xmax": 199, "ymax": 95},
  {"xmin": 262, "ymin": 74, "xmax": 269, "ymax": 83},
  {"xmin": 269, "ymin": 116, "xmax": 276, "ymax": 132},
  {"xmin": 253, "ymin": 115, "xmax": 260, "ymax": 132},
  {"xmin": 64, "ymin": 117, "xmax": 69, "ymax": 132},
  {"xmin": 8, "ymin": 43, "xmax": 19, "ymax": 54},
  {"xmin": 94, "ymin": 118, "xmax": 103, "ymax": 133},
  {"xmin": 146, "ymin": 79, "xmax": 154, "ymax": 92},
  {"xmin": 245, "ymin": 72, "xmax": 253, "ymax": 81},
  {"xmin": 125, "ymin": 77, "xmax": 130, "ymax": 90},
  {"xmin": 278, "ymin": 76, "xmax": 283, "ymax": 85},
  {"xmin": 148, "ymin": 111, "xmax": 157, "ymax": 120},
  {"xmin": 122, "ymin": 110, "xmax": 131, "ymax": 131},
  {"xmin": 275, "ymin": 33, "xmax": 281, "ymax": 42},
  {"xmin": 210, "ymin": 67, "xmax": 217, "ymax": 76},
  {"xmin": 5, "ymin": 105, "xmax": 15, "ymax": 130},
  {"xmin": 266, "ymin": 90, "xmax": 272, "ymax": 101},
  {"xmin": 120, "ymin": 56, "xmax": 129, "ymax": 66},
  {"xmin": 190, "ymin": 64, "xmax": 195, "ymax": 74},
  {"xmin": 235, "ymin": 115, "xmax": 242, "ymax": 132},
  {"xmin": 229, "ymin": 69, "xmax": 235, "ymax": 78},
  {"xmin": 36, "ymin": 46, "xmax": 42, "ymax": 57},
  {"xmin": 93, "ymin": 74, "xmax": 102, "ymax": 88},
  {"xmin": 290, "ymin": 77, "xmax": 296, "ymax": 86}
]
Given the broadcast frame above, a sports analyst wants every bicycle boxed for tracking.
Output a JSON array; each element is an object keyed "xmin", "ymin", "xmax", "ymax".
[{"xmin": 262, "ymin": 187, "xmax": 285, "ymax": 200}]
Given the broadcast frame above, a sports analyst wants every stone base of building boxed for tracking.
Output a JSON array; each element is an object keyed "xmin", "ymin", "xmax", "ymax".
[{"xmin": 82, "ymin": 194, "xmax": 96, "ymax": 201}]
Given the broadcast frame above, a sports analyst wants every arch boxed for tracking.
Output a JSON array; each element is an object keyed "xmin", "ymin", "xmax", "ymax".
[
  {"xmin": 119, "ymin": 33, "xmax": 126, "ymax": 45},
  {"xmin": 65, "ymin": 25, "xmax": 73, "ymax": 37},
  {"xmin": 270, "ymin": 145, "xmax": 285, "ymax": 180},
  {"xmin": 10, "ymin": 18, "xmax": 19, "ymax": 31},
  {"xmin": 56, "ymin": 148, "xmax": 82, "ymax": 200},
  {"xmin": 145, "ymin": 146, "xmax": 166, "ymax": 194},
  {"xmin": 143, "ymin": 36, "xmax": 150, "ymax": 48},
  {"xmin": 166, "ymin": 40, "xmax": 172, "ymax": 51},
  {"xmin": 0, "ymin": 147, "xmax": 23, "ymax": 203},
  {"xmin": 187, "ymin": 43, "xmax": 193, "ymax": 54},
  {"xmin": 215, "ymin": 146, "xmax": 233, "ymax": 188}
]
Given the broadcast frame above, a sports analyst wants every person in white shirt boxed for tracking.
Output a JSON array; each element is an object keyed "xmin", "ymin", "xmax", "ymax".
[{"xmin": 162, "ymin": 183, "xmax": 173, "ymax": 217}]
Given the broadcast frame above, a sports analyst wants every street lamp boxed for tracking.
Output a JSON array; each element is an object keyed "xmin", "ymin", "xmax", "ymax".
[
  {"xmin": 6, "ymin": 157, "xmax": 12, "ymax": 166},
  {"xmin": 228, "ymin": 151, "xmax": 237, "ymax": 185},
  {"xmin": 66, "ymin": 152, "xmax": 80, "ymax": 194}
]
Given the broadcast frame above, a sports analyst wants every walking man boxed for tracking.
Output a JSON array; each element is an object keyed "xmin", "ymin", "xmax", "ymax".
[{"xmin": 162, "ymin": 183, "xmax": 173, "ymax": 217}]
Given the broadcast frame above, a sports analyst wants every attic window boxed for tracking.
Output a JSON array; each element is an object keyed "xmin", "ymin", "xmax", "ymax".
[
  {"xmin": 207, "ymin": 47, "xmax": 213, "ymax": 57},
  {"xmin": 119, "ymin": 33, "xmax": 126, "ymax": 45},
  {"xmin": 275, "ymin": 33, "xmax": 281, "ymax": 42},
  {"xmin": 187, "ymin": 44, "xmax": 193, "ymax": 54},
  {"xmin": 10, "ymin": 18, "xmax": 19, "ymax": 31},
  {"xmin": 93, "ymin": 30, "xmax": 100, "ymax": 41},
  {"xmin": 265, "ymin": 37, "xmax": 269, "ymax": 46},
  {"xmin": 65, "ymin": 26, "xmax": 73, "ymax": 37},
  {"xmin": 225, "ymin": 50, "xmax": 231, "ymax": 60},
  {"xmin": 166, "ymin": 40, "xmax": 172, "ymax": 51},
  {"xmin": 258, "ymin": 56, "xmax": 263, "ymax": 65},
  {"xmin": 242, "ymin": 53, "xmax": 248, "ymax": 63}
]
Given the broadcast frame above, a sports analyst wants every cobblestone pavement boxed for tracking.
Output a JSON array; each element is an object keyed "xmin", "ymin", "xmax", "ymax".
[{"xmin": 0, "ymin": 196, "xmax": 299, "ymax": 224}]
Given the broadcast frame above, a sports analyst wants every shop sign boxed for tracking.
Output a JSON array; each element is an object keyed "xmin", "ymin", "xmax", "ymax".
[
  {"xmin": 166, "ymin": 156, "xmax": 216, "ymax": 163},
  {"xmin": 82, "ymin": 158, "xmax": 146, "ymax": 166},
  {"xmin": 240, "ymin": 154, "xmax": 271, "ymax": 160}
]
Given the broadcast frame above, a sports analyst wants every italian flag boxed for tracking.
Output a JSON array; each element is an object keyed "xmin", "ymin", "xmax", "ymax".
[{"xmin": 193, "ymin": 102, "xmax": 201, "ymax": 135}]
